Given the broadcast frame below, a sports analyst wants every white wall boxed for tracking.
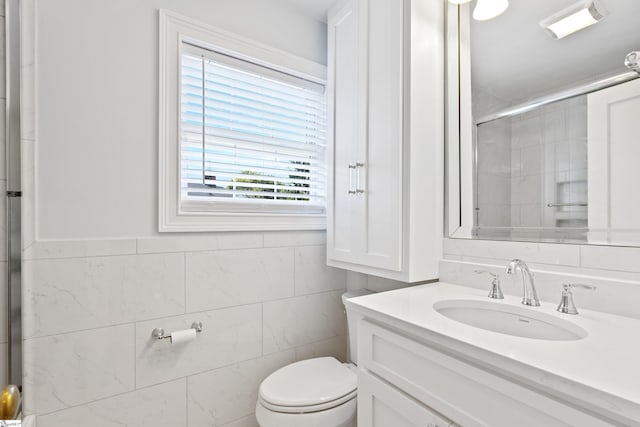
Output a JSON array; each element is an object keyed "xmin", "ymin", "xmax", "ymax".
[
  {"xmin": 23, "ymin": 1, "xmax": 348, "ymax": 426},
  {"xmin": 35, "ymin": 0, "xmax": 327, "ymax": 240}
]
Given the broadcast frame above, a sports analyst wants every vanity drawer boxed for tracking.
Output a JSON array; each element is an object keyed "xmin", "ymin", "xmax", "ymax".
[
  {"xmin": 358, "ymin": 369, "xmax": 456, "ymax": 427},
  {"xmin": 357, "ymin": 319, "xmax": 610, "ymax": 427}
]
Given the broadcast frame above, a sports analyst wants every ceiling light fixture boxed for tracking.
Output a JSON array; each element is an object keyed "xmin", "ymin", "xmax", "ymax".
[
  {"xmin": 540, "ymin": 0, "xmax": 606, "ymax": 40},
  {"xmin": 447, "ymin": 0, "xmax": 508, "ymax": 21},
  {"xmin": 473, "ymin": 0, "xmax": 509, "ymax": 21}
]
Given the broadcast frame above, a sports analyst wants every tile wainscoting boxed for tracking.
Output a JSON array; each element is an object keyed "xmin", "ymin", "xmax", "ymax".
[{"xmin": 23, "ymin": 231, "xmax": 347, "ymax": 427}]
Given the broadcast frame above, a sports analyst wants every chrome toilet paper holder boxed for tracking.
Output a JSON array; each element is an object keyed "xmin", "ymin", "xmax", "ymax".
[{"xmin": 152, "ymin": 321, "xmax": 203, "ymax": 340}]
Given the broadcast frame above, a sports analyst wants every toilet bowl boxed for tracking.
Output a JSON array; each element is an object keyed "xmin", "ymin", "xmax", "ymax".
[
  {"xmin": 256, "ymin": 357, "xmax": 357, "ymax": 427},
  {"xmin": 255, "ymin": 289, "xmax": 373, "ymax": 427}
]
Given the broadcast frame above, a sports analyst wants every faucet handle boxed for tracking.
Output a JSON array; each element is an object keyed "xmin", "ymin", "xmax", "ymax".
[
  {"xmin": 563, "ymin": 283, "xmax": 596, "ymax": 292},
  {"xmin": 557, "ymin": 283, "xmax": 596, "ymax": 315},
  {"xmin": 474, "ymin": 270, "xmax": 497, "ymax": 278},
  {"xmin": 474, "ymin": 270, "xmax": 504, "ymax": 300}
]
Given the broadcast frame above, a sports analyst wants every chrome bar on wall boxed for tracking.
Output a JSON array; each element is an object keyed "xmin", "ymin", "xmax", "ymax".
[
  {"xmin": 475, "ymin": 70, "xmax": 639, "ymax": 126},
  {"xmin": 547, "ymin": 203, "xmax": 588, "ymax": 208},
  {"xmin": 5, "ymin": 0, "xmax": 22, "ymax": 389}
]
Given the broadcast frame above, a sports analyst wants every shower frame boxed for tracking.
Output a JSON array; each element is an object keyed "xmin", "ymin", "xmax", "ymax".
[{"xmin": 6, "ymin": 0, "xmax": 22, "ymax": 390}]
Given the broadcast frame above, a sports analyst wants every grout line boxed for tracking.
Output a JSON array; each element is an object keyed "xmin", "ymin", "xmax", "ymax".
[
  {"xmin": 24, "ymin": 244, "xmax": 271, "ymax": 261},
  {"xmin": 185, "ymin": 350, "xmax": 291, "ymax": 381},
  {"xmin": 185, "ymin": 375, "xmax": 189, "ymax": 426},
  {"xmin": 292, "ymin": 246, "xmax": 297, "ymax": 296},
  {"xmin": 133, "ymin": 319, "xmax": 137, "ymax": 390},
  {"xmin": 220, "ymin": 414, "xmax": 254, "ymax": 427},
  {"xmin": 442, "ymin": 258, "xmax": 640, "ymax": 282},
  {"xmin": 183, "ymin": 252, "xmax": 187, "ymax": 314},
  {"xmin": 137, "ymin": 349, "xmax": 275, "ymax": 397},
  {"xmin": 25, "ymin": 290, "xmax": 347, "ymax": 341},
  {"xmin": 23, "ymin": 234, "xmax": 328, "ymax": 261},
  {"xmin": 35, "ymin": 377, "xmax": 186, "ymax": 418},
  {"xmin": 24, "ymin": 250, "xmax": 139, "ymax": 262},
  {"xmin": 260, "ymin": 303, "xmax": 264, "ymax": 356},
  {"xmin": 262, "ymin": 333, "xmax": 348, "ymax": 359},
  {"xmin": 578, "ymin": 244, "xmax": 583, "ymax": 267},
  {"xmin": 26, "ymin": 322, "xmax": 136, "ymax": 342}
]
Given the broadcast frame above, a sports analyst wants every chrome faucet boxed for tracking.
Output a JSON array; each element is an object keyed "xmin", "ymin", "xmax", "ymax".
[
  {"xmin": 556, "ymin": 283, "xmax": 596, "ymax": 315},
  {"xmin": 474, "ymin": 270, "xmax": 504, "ymax": 299},
  {"xmin": 505, "ymin": 259, "xmax": 540, "ymax": 307}
]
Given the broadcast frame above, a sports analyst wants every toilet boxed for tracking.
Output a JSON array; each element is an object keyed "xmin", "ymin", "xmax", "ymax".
[{"xmin": 255, "ymin": 289, "xmax": 373, "ymax": 427}]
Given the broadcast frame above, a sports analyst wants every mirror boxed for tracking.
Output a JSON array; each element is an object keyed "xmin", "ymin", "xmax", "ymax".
[{"xmin": 446, "ymin": 0, "xmax": 640, "ymax": 246}]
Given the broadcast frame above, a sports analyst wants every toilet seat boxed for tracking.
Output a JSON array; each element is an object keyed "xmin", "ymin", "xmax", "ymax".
[
  {"xmin": 258, "ymin": 357, "xmax": 357, "ymax": 414},
  {"xmin": 259, "ymin": 389, "xmax": 357, "ymax": 413}
]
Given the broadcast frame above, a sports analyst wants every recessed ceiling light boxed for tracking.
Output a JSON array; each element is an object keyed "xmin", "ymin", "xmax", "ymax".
[
  {"xmin": 540, "ymin": 0, "xmax": 606, "ymax": 40},
  {"xmin": 448, "ymin": 0, "xmax": 473, "ymax": 4}
]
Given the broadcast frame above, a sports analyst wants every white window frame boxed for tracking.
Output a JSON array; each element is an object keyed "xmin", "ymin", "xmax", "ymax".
[{"xmin": 159, "ymin": 9, "xmax": 328, "ymax": 232}]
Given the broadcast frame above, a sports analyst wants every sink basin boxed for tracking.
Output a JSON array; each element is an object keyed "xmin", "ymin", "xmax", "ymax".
[{"xmin": 434, "ymin": 299, "xmax": 587, "ymax": 341}]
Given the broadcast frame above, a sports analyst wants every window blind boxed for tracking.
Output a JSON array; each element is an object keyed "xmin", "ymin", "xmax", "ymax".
[{"xmin": 180, "ymin": 43, "xmax": 327, "ymax": 214}]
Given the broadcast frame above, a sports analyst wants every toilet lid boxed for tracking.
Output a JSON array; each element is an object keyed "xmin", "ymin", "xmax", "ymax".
[{"xmin": 259, "ymin": 357, "xmax": 357, "ymax": 408}]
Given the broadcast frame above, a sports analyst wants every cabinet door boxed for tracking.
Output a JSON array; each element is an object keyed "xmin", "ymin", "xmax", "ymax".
[
  {"xmin": 588, "ymin": 78, "xmax": 640, "ymax": 233},
  {"xmin": 358, "ymin": 0, "xmax": 404, "ymax": 271},
  {"xmin": 327, "ymin": 0, "xmax": 363, "ymax": 264},
  {"xmin": 328, "ymin": 0, "xmax": 404, "ymax": 271},
  {"xmin": 358, "ymin": 319, "xmax": 613, "ymax": 427},
  {"xmin": 358, "ymin": 370, "xmax": 454, "ymax": 427}
]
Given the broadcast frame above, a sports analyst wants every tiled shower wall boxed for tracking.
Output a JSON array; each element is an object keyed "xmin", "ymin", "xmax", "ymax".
[
  {"xmin": 476, "ymin": 96, "xmax": 588, "ymax": 229},
  {"xmin": 476, "ymin": 117, "xmax": 511, "ymax": 227},
  {"xmin": 23, "ymin": 232, "xmax": 347, "ymax": 426},
  {"xmin": 510, "ymin": 96, "xmax": 588, "ymax": 228}
]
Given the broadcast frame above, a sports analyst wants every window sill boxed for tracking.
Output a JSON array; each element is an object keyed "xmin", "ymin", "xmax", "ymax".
[{"xmin": 159, "ymin": 210, "xmax": 327, "ymax": 232}]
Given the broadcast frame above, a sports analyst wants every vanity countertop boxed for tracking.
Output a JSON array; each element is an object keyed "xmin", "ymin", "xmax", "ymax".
[{"xmin": 345, "ymin": 282, "xmax": 640, "ymax": 424}]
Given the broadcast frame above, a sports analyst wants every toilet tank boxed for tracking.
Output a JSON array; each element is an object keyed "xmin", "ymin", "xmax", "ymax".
[{"xmin": 342, "ymin": 289, "xmax": 374, "ymax": 364}]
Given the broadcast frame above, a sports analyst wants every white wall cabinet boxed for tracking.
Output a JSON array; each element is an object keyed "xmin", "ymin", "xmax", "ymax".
[
  {"xmin": 588, "ymin": 78, "xmax": 640, "ymax": 238},
  {"xmin": 326, "ymin": 0, "xmax": 444, "ymax": 282}
]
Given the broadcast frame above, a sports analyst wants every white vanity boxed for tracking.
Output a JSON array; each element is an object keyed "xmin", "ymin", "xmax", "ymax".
[{"xmin": 346, "ymin": 283, "xmax": 640, "ymax": 427}]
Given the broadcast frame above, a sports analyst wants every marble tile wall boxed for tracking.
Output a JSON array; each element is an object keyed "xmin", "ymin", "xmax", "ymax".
[
  {"xmin": 476, "ymin": 118, "xmax": 512, "ymax": 227},
  {"xmin": 23, "ymin": 231, "xmax": 348, "ymax": 427},
  {"xmin": 441, "ymin": 238, "xmax": 640, "ymax": 320},
  {"xmin": 474, "ymin": 96, "xmax": 588, "ymax": 229},
  {"xmin": 348, "ymin": 238, "xmax": 640, "ymax": 323}
]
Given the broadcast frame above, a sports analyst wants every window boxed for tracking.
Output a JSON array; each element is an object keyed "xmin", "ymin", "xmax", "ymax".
[{"xmin": 159, "ymin": 10, "xmax": 327, "ymax": 232}]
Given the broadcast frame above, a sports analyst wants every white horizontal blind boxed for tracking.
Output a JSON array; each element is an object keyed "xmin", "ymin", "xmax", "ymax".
[{"xmin": 180, "ymin": 43, "xmax": 327, "ymax": 214}]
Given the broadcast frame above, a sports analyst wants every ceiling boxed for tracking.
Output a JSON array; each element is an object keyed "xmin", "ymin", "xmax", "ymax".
[
  {"xmin": 272, "ymin": 0, "xmax": 335, "ymax": 22},
  {"xmin": 269, "ymin": 0, "xmax": 640, "ymax": 117},
  {"xmin": 470, "ymin": 0, "xmax": 640, "ymax": 117}
]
